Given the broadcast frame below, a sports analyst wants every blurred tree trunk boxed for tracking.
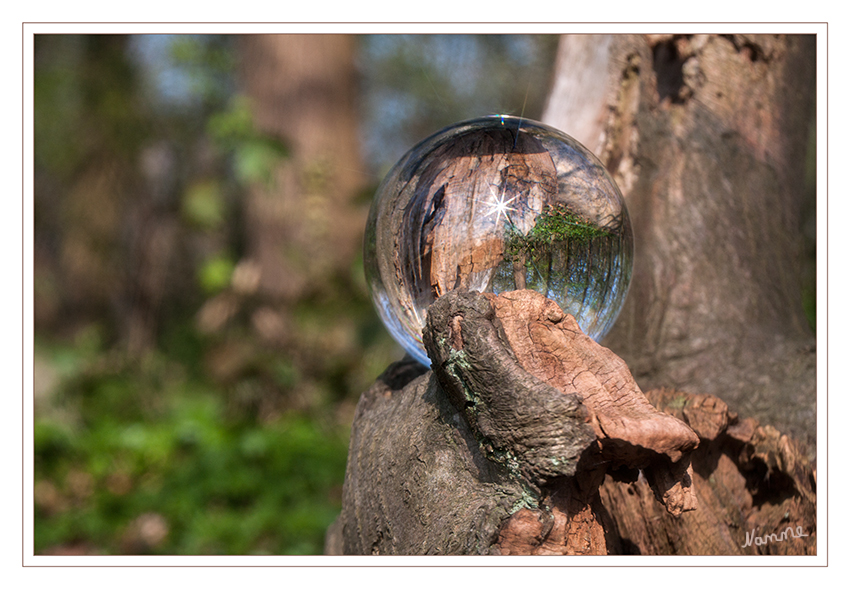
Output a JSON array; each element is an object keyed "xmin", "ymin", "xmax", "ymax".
[
  {"xmin": 236, "ymin": 35, "xmax": 365, "ymax": 314},
  {"xmin": 34, "ymin": 35, "xmax": 173, "ymax": 354},
  {"xmin": 542, "ymin": 34, "xmax": 817, "ymax": 453}
]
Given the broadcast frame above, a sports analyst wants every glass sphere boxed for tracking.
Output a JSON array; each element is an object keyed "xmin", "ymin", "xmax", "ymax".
[{"xmin": 364, "ymin": 115, "xmax": 633, "ymax": 366}]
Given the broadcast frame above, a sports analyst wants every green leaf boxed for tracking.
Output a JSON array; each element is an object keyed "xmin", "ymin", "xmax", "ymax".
[{"xmin": 198, "ymin": 256, "xmax": 235, "ymax": 293}]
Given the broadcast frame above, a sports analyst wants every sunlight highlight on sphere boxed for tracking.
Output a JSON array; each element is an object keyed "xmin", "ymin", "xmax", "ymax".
[{"xmin": 364, "ymin": 116, "xmax": 634, "ymax": 366}]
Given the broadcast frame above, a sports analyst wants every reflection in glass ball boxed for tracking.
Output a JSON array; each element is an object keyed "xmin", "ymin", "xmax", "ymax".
[{"xmin": 364, "ymin": 115, "xmax": 633, "ymax": 366}]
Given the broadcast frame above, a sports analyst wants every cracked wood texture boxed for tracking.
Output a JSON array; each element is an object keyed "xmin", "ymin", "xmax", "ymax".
[
  {"xmin": 599, "ymin": 388, "xmax": 816, "ymax": 555},
  {"xmin": 331, "ymin": 33, "xmax": 817, "ymax": 556},
  {"xmin": 330, "ymin": 290, "xmax": 816, "ymax": 555},
  {"xmin": 334, "ymin": 290, "xmax": 700, "ymax": 555},
  {"xmin": 543, "ymin": 34, "xmax": 817, "ymax": 455}
]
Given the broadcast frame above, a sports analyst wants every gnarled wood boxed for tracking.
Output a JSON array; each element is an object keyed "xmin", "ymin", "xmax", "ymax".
[
  {"xmin": 331, "ymin": 33, "xmax": 817, "ymax": 557},
  {"xmin": 331, "ymin": 289, "xmax": 815, "ymax": 555},
  {"xmin": 600, "ymin": 388, "xmax": 816, "ymax": 555},
  {"xmin": 335, "ymin": 289, "xmax": 700, "ymax": 555},
  {"xmin": 338, "ymin": 363, "xmax": 530, "ymax": 555},
  {"xmin": 488, "ymin": 291, "xmax": 699, "ymax": 467}
]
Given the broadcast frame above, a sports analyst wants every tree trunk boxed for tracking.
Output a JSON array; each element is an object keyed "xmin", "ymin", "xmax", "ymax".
[
  {"xmin": 337, "ymin": 290, "xmax": 704, "ymax": 555},
  {"xmin": 34, "ymin": 35, "xmax": 173, "ymax": 353},
  {"xmin": 330, "ymin": 34, "xmax": 817, "ymax": 555},
  {"xmin": 542, "ymin": 34, "xmax": 817, "ymax": 453},
  {"xmin": 332, "ymin": 290, "xmax": 815, "ymax": 555},
  {"xmin": 237, "ymin": 35, "xmax": 365, "ymax": 305}
]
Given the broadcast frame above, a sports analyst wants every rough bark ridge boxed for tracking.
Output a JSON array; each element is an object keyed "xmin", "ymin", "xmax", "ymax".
[
  {"xmin": 337, "ymin": 362, "xmax": 528, "ymax": 555},
  {"xmin": 544, "ymin": 35, "xmax": 817, "ymax": 453},
  {"xmin": 336, "ymin": 290, "xmax": 700, "ymax": 555},
  {"xmin": 599, "ymin": 388, "xmax": 816, "ymax": 555},
  {"xmin": 332, "ymin": 290, "xmax": 816, "ymax": 555},
  {"xmin": 332, "ymin": 33, "xmax": 818, "ymax": 556}
]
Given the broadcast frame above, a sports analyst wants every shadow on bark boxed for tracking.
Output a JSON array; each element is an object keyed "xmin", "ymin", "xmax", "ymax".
[{"xmin": 326, "ymin": 290, "xmax": 817, "ymax": 555}]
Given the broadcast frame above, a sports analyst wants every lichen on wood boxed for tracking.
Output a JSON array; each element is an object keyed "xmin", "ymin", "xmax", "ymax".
[
  {"xmin": 335, "ymin": 289, "xmax": 705, "ymax": 555},
  {"xmin": 331, "ymin": 289, "xmax": 815, "ymax": 555}
]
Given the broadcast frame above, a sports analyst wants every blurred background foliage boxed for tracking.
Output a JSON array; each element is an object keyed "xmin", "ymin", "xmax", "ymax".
[{"xmin": 32, "ymin": 33, "xmax": 559, "ymax": 555}]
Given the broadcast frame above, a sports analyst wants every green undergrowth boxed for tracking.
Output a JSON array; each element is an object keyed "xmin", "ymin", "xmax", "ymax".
[{"xmin": 33, "ymin": 338, "xmax": 350, "ymax": 555}]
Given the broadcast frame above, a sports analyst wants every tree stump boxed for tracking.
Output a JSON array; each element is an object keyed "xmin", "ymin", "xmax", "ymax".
[
  {"xmin": 598, "ymin": 388, "xmax": 816, "ymax": 555},
  {"xmin": 327, "ymin": 289, "xmax": 814, "ymax": 555}
]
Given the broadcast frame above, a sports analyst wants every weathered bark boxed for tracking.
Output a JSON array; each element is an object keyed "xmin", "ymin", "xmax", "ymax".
[
  {"xmin": 332, "ymin": 290, "xmax": 815, "ymax": 555},
  {"xmin": 599, "ymin": 388, "xmax": 816, "ymax": 555},
  {"xmin": 335, "ymin": 360, "xmax": 528, "ymax": 555},
  {"xmin": 332, "ymin": 34, "xmax": 817, "ymax": 556},
  {"xmin": 336, "ymin": 290, "xmax": 702, "ymax": 555},
  {"xmin": 543, "ymin": 34, "xmax": 817, "ymax": 453}
]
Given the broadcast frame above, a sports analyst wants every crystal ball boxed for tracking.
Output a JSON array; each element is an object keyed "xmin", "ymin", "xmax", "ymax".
[{"xmin": 364, "ymin": 115, "xmax": 633, "ymax": 366}]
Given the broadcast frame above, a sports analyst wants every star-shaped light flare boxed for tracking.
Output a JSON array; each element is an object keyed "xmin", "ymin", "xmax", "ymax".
[{"xmin": 478, "ymin": 184, "xmax": 519, "ymax": 225}]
